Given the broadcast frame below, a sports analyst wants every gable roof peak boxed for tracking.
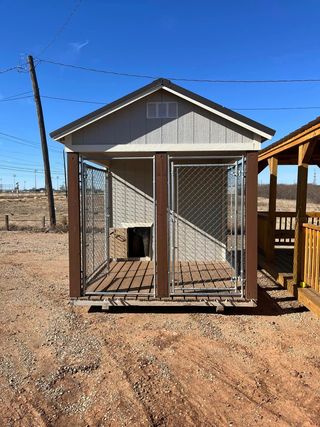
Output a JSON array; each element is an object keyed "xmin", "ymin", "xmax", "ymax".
[{"xmin": 50, "ymin": 78, "xmax": 275, "ymax": 141}]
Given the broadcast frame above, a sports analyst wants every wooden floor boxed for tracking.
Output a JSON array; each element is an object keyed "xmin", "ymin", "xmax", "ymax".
[{"xmin": 86, "ymin": 259, "xmax": 235, "ymax": 297}]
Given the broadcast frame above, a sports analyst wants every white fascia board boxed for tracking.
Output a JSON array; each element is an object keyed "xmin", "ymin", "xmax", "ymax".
[
  {"xmin": 64, "ymin": 142, "xmax": 261, "ymax": 153},
  {"xmin": 163, "ymin": 87, "xmax": 272, "ymax": 140},
  {"xmin": 54, "ymin": 86, "xmax": 272, "ymax": 142},
  {"xmin": 53, "ymin": 87, "xmax": 161, "ymax": 140}
]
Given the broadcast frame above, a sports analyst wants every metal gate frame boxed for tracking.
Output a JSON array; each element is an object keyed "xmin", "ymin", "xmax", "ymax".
[
  {"xmin": 80, "ymin": 156, "xmax": 157, "ymax": 297},
  {"xmin": 168, "ymin": 155, "xmax": 246, "ymax": 297},
  {"xmin": 80, "ymin": 160, "xmax": 110, "ymax": 290}
]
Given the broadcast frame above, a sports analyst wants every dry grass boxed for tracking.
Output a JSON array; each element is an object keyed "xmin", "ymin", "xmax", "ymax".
[
  {"xmin": 0, "ymin": 192, "xmax": 68, "ymax": 230},
  {"xmin": 258, "ymin": 197, "xmax": 320, "ymax": 212}
]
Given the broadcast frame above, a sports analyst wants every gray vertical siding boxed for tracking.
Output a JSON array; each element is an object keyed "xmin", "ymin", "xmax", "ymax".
[
  {"xmin": 111, "ymin": 159, "xmax": 154, "ymax": 227},
  {"xmin": 71, "ymin": 89, "xmax": 255, "ymax": 146}
]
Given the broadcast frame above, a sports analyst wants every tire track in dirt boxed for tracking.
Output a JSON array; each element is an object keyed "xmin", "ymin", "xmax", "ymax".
[{"xmin": 103, "ymin": 334, "xmax": 214, "ymax": 427}]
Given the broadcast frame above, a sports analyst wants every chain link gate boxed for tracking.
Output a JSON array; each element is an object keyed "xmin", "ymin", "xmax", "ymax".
[
  {"xmin": 81, "ymin": 162, "xmax": 110, "ymax": 291},
  {"xmin": 168, "ymin": 157, "xmax": 245, "ymax": 297}
]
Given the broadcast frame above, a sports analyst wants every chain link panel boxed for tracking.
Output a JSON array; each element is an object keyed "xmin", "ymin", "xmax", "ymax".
[
  {"xmin": 169, "ymin": 158, "xmax": 245, "ymax": 295},
  {"xmin": 82, "ymin": 164, "xmax": 109, "ymax": 282}
]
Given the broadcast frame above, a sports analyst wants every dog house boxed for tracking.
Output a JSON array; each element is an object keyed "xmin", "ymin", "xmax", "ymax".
[{"xmin": 50, "ymin": 79, "xmax": 275, "ymax": 308}]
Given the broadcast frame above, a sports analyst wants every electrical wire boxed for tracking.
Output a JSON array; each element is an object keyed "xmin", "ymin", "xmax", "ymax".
[
  {"xmin": 2, "ymin": 89, "xmax": 320, "ymax": 111},
  {"xmin": 1, "ymin": 156, "xmax": 63, "ymax": 170},
  {"xmin": 0, "ymin": 95, "xmax": 33, "ymax": 102},
  {"xmin": 0, "ymin": 65, "xmax": 22, "ymax": 74},
  {"xmin": 0, "ymin": 90, "xmax": 33, "ymax": 101},
  {"xmin": 0, "ymin": 165, "xmax": 64, "ymax": 175},
  {"xmin": 38, "ymin": 0, "xmax": 84, "ymax": 56},
  {"xmin": 38, "ymin": 58, "xmax": 320, "ymax": 84},
  {"xmin": 35, "ymin": 95, "xmax": 320, "ymax": 111},
  {"xmin": 0, "ymin": 131, "xmax": 62, "ymax": 153}
]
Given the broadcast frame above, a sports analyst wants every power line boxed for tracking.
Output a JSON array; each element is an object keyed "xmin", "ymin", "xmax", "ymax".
[
  {"xmin": 31, "ymin": 95, "xmax": 320, "ymax": 111},
  {"xmin": 38, "ymin": 0, "xmax": 84, "ymax": 56},
  {"xmin": 0, "ymin": 90, "xmax": 33, "ymax": 101},
  {"xmin": 0, "ymin": 131, "xmax": 62, "ymax": 152},
  {"xmin": 38, "ymin": 58, "xmax": 320, "ymax": 84},
  {"xmin": 0, "ymin": 65, "xmax": 22, "ymax": 74},
  {"xmin": 234, "ymin": 106, "xmax": 320, "ymax": 111},
  {"xmin": 1, "ymin": 156, "xmax": 63, "ymax": 170},
  {"xmin": 0, "ymin": 95, "xmax": 33, "ymax": 102},
  {"xmin": 3, "ymin": 89, "xmax": 320, "ymax": 111},
  {"xmin": 42, "ymin": 95, "xmax": 104, "ymax": 105},
  {"xmin": 0, "ymin": 165, "xmax": 64, "ymax": 174}
]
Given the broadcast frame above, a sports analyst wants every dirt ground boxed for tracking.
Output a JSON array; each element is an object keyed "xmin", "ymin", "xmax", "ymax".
[{"xmin": 0, "ymin": 232, "xmax": 320, "ymax": 427}]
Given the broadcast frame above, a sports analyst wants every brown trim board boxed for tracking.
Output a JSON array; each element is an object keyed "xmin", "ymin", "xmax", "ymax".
[{"xmin": 155, "ymin": 153, "xmax": 169, "ymax": 298}]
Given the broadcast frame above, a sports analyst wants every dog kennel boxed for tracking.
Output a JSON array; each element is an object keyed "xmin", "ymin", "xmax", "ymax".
[{"xmin": 50, "ymin": 78, "xmax": 275, "ymax": 308}]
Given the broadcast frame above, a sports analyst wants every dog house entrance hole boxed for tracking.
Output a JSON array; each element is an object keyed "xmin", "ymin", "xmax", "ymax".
[{"xmin": 128, "ymin": 227, "xmax": 151, "ymax": 258}]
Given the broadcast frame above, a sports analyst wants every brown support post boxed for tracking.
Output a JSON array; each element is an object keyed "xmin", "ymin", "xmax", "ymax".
[
  {"xmin": 293, "ymin": 144, "xmax": 309, "ymax": 285},
  {"xmin": 246, "ymin": 152, "xmax": 258, "ymax": 300},
  {"xmin": 67, "ymin": 152, "xmax": 82, "ymax": 298},
  {"xmin": 156, "ymin": 153, "xmax": 169, "ymax": 298},
  {"xmin": 266, "ymin": 157, "xmax": 278, "ymax": 261}
]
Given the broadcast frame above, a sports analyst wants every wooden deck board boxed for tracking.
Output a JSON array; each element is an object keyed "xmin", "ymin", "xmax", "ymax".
[{"xmin": 86, "ymin": 259, "xmax": 236, "ymax": 296}]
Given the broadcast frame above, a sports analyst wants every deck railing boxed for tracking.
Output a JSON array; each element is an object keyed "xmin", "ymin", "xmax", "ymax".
[
  {"xmin": 258, "ymin": 211, "xmax": 320, "ymax": 254},
  {"xmin": 302, "ymin": 223, "xmax": 320, "ymax": 292}
]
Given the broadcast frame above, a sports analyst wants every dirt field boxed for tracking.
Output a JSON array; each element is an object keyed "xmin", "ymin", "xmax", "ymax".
[
  {"xmin": 258, "ymin": 197, "xmax": 320, "ymax": 212},
  {"xmin": 0, "ymin": 193, "xmax": 68, "ymax": 229},
  {"xmin": 0, "ymin": 232, "xmax": 320, "ymax": 426},
  {"xmin": 1, "ymin": 193, "xmax": 319, "ymax": 229}
]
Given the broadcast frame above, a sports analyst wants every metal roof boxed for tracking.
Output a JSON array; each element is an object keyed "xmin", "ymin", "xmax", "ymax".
[{"xmin": 50, "ymin": 78, "xmax": 275, "ymax": 141}]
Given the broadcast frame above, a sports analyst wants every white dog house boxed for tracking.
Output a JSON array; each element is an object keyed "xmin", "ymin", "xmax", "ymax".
[{"xmin": 50, "ymin": 78, "xmax": 275, "ymax": 308}]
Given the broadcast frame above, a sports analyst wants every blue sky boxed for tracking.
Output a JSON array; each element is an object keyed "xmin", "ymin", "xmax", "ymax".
[{"xmin": 1, "ymin": 0, "xmax": 320, "ymax": 188}]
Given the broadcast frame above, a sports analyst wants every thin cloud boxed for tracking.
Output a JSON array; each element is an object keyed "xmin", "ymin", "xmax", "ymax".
[{"xmin": 69, "ymin": 40, "xmax": 89, "ymax": 53}]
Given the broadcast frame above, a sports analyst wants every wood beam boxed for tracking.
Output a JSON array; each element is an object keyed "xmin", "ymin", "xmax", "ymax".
[
  {"xmin": 300, "ymin": 139, "xmax": 317, "ymax": 164},
  {"xmin": 266, "ymin": 157, "xmax": 278, "ymax": 261},
  {"xmin": 258, "ymin": 125, "xmax": 320, "ymax": 162},
  {"xmin": 67, "ymin": 153, "xmax": 82, "ymax": 298},
  {"xmin": 155, "ymin": 153, "xmax": 169, "ymax": 298},
  {"xmin": 258, "ymin": 160, "xmax": 268, "ymax": 174},
  {"xmin": 293, "ymin": 145, "xmax": 309, "ymax": 284},
  {"xmin": 246, "ymin": 152, "xmax": 258, "ymax": 300}
]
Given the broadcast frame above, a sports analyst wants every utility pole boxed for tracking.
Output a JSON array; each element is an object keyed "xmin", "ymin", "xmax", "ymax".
[
  {"xmin": 28, "ymin": 55, "xmax": 56, "ymax": 228},
  {"xmin": 34, "ymin": 169, "xmax": 37, "ymax": 190},
  {"xmin": 56, "ymin": 176, "xmax": 59, "ymax": 191}
]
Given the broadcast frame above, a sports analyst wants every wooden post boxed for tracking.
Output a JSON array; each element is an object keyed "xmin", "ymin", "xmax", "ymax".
[
  {"xmin": 246, "ymin": 152, "xmax": 258, "ymax": 300},
  {"xmin": 5, "ymin": 214, "xmax": 9, "ymax": 231},
  {"xmin": 67, "ymin": 153, "xmax": 82, "ymax": 298},
  {"xmin": 266, "ymin": 157, "xmax": 278, "ymax": 261},
  {"xmin": 293, "ymin": 144, "xmax": 309, "ymax": 284},
  {"xmin": 42, "ymin": 216, "xmax": 46, "ymax": 229},
  {"xmin": 28, "ymin": 55, "xmax": 56, "ymax": 229},
  {"xmin": 155, "ymin": 153, "xmax": 169, "ymax": 298}
]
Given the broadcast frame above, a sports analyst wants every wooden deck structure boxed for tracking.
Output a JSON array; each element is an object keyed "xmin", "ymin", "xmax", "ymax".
[
  {"xmin": 258, "ymin": 117, "xmax": 320, "ymax": 316},
  {"xmin": 85, "ymin": 260, "xmax": 235, "ymax": 297}
]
